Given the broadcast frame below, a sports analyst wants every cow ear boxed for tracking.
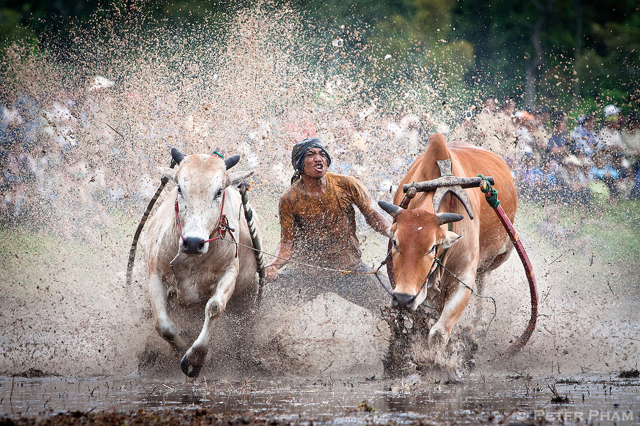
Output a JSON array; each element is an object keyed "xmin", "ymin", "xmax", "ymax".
[
  {"xmin": 227, "ymin": 170, "xmax": 254, "ymax": 187},
  {"xmin": 437, "ymin": 229, "xmax": 462, "ymax": 249},
  {"xmin": 159, "ymin": 166, "xmax": 177, "ymax": 182}
]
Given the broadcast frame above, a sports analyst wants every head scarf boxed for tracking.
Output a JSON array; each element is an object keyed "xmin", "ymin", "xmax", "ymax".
[{"xmin": 290, "ymin": 137, "xmax": 332, "ymax": 184}]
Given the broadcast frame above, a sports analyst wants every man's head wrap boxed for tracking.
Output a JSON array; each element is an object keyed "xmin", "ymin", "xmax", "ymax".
[{"xmin": 290, "ymin": 137, "xmax": 332, "ymax": 184}]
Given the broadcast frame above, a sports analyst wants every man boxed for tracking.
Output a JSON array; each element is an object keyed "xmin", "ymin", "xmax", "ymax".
[
  {"xmin": 571, "ymin": 114, "xmax": 597, "ymax": 157},
  {"xmin": 547, "ymin": 111, "xmax": 569, "ymax": 162},
  {"xmin": 265, "ymin": 137, "xmax": 391, "ymax": 284}
]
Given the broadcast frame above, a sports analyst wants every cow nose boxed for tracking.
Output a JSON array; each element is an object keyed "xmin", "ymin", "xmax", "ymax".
[
  {"xmin": 392, "ymin": 293, "xmax": 416, "ymax": 310},
  {"xmin": 183, "ymin": 236, "xmax": 205, "ymax": 254}
]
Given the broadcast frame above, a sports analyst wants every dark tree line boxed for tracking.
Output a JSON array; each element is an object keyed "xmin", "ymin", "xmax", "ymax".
[{"xmin": 1, "ymin": 0, "xmax": 638, "ymax": 113}]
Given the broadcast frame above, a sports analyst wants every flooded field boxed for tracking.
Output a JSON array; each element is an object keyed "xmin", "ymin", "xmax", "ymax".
[{"xmin": 1, "ymin": 373, "xmax": 639, "ymax": 424}]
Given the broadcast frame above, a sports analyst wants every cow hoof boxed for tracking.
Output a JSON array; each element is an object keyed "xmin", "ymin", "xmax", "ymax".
[
  {"xmin": 180, "ymin": 355, "xmax": 203, "ymax": 378},
  {"xmin": 428, "ymin": 329, "xmax": 447, "ymax": 350}
]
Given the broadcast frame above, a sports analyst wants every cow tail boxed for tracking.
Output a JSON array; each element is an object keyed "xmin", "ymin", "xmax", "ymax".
[
  {"xmin": 125, "ymin": 159, "xmax": 177, "ymax": 286},
  {"xmin": 238, "ymin": 184, "xmax": 266, "ymax": 306}
]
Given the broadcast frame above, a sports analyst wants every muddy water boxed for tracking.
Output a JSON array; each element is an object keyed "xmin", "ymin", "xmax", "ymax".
[{"xmin": 1, "ymin": 374, "xmax": 638, "ymax": 424}]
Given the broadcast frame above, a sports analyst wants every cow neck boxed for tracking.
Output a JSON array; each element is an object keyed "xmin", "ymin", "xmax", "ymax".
[
  {"xmin": 422, "ymin": 195, "xmax": 455, "ymax": 294},
  {"xmin": 174, "ymin": 189, "xmax": 235, "ymax": 245}
]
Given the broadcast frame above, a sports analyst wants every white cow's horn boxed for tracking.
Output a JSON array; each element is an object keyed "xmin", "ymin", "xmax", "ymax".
[
  {"xmin": 225, "ymin": 155, "xmax": 240, "ymax": 170},
  {"xmin": 436, "ymin": 212, "xmax": 464, "ymax": 225},
  {"xmin": 378, "ymin": 200, "xmax": 402, "ymax": 218},
  {"xmin": 171, "ymin": 148, "xmax": 185, "ymax": 164}
]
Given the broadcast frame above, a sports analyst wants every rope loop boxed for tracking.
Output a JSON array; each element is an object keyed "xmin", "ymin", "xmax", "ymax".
[{"xmin": 478, "ymin": 174, "xmax": 500, "ymax": 209}]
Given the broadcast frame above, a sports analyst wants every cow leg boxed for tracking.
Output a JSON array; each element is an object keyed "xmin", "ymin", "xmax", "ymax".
[
  {"xmin": 428, "ymin": 272, "xmax": 475, "ymax": 351},
  {"xmin": 148, "ymin": 271, "xmax": 187, "ymax": 351},
  {"xmin": 180, "ymin": 267, "xmax": 238, "ymax": 378},
  {"xmin": 474, "ymin": 274, "xmax": 486, "ymax": 323}
]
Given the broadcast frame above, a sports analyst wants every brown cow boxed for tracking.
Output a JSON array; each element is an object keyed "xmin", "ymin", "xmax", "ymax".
[{"xmin": 378, "ymin": 133, "xmax": 517, "ymax": 351}]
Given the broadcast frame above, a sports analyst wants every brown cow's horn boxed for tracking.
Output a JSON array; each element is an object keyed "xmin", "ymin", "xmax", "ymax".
[
  {"xmin": 225, "ymin": 155, "xmax": 240, "ymax": 170},
  {"xmin": 171, "ymin": 148, "xmax": 185, "ymax": 164},
  {"xmin": 436, "ymin": 212, "xmax": 464, "ymax": 225},
  {"xmin": 378, "ymin": 201, "xmax": 402, "ymax": 218}
]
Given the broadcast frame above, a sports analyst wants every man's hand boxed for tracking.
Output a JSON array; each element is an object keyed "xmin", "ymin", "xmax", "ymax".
[
  {"xmin": 265, "ymin": 242, "xmax": 293, "ymax": 284},
  {"xmin": 265, "ymin": 265, "xmax": 279, "ymax": 283}
]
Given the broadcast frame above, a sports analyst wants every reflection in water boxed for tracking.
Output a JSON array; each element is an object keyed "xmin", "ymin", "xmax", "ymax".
[{"xmin": 1, "ymin": 375, "xmax": 638, "ymax": 424}]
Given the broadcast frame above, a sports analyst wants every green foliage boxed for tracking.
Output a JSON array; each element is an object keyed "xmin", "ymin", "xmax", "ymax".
[
  {"xmin": 517, "ymin": 200, "xmax": 640, "ymax": 265},
  {"xmin": 1, "ymin": 0, "xmax": 638, "ymax": 111}
]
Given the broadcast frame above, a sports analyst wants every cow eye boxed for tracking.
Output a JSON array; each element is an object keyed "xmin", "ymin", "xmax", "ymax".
[
  {"xmin": 391, "ymin": 239, "xmax": 398, "ymax": 249},
  {"xmin": 177, "ymin": 186, "xmax": 182, "ymax": 195},
  {"xmin": 214, "ymin": 188, "xmax": 223, "ymax": 199}
]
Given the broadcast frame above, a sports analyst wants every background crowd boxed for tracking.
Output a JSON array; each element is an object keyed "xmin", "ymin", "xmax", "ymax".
[
  {"xmin": 448, "ymin": 97, "xmax": 640, "ymax": 207},
  {"xmin": 2, "ymin": 80, "xmax": 639, "ymax": 240}
]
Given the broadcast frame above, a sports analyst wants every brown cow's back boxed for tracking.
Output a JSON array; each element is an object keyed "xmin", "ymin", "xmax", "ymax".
[{"xmin": 393, "ymin": 133, "xmax": 517, "ymax": 274}]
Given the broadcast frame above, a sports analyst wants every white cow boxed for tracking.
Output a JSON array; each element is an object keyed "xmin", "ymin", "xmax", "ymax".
[{"xmin": 145, "ymin": 148, "xmax": 261, "ymax": 377}]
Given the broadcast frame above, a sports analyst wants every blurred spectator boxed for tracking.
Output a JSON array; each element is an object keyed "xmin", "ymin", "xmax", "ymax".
[
  {"xmin": 515, "ymin": 152, "xmax": 544, "ymax": 201},
  {"xmin": 514, "ymin": 110, "xmax": 535, "ymax": 160},
  {"xmin": 554, "ymin": 154, "xmax": 591, "ymax": 205},
  {"xmin": 41, "ymin": 89, "xmax": 78, "ymax": 150},
  {"xmin": 596, "ymin": 104, "xmax": 623, "ymax": 154},
  {"xmin": 589, "ymin": 153, "xmax": 619, "ymax": 199},
  {"xmin": 621, "ymin": 112, "xmax": 640, "ymax": 170},
  {"xmin": 622, "ymin": 112, "xmax": 640, "ymax": 199},
  {"xmin": 547, "ymin": 111, "xmax": 570, "ymax": 161},
  {"xmin": 531, "ymin": 107, "xmax": 550, "ymax": 161},
  {"xmin": 1, "ymin": 90, "xmax": 22, "ymax": 167},
  {"xmin": 571, "ymin": 114, "xmax": 597, "ymax": 157}
]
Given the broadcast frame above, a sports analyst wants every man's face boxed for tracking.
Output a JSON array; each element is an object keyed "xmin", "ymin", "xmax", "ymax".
[{"xmin": 303, "ymin": 147, "xmax": 328, "ymax": 178}]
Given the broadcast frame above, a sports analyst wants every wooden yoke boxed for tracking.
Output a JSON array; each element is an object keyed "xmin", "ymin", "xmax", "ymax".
[{"xmin": 401, "ymin": 159, "xmax": 494, "ymax": 218}]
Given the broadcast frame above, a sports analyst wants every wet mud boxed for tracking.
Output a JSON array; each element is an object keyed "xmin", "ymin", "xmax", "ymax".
[{"xmin": 1, "ymin": 373, "xmax": 639, "ymax": 425}]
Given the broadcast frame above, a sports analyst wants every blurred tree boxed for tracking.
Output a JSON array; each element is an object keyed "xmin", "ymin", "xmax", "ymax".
[{"xmin": 0, "ymin": 0, "xmax": 638, "ymax": 114}]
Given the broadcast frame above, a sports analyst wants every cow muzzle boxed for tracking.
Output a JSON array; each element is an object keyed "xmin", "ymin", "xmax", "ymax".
[
  {"xmin": 182, "ymin": 236, "xmax": 206, "ymax": 254},
  {"xmin": 391, "ymin": 292, "xmax": 416, "ymax": 310}
]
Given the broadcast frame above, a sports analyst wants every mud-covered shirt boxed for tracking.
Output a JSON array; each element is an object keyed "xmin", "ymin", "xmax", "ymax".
[{"xmin": 278, "ymin": 173, "xmax": 374, "ymax": 270}]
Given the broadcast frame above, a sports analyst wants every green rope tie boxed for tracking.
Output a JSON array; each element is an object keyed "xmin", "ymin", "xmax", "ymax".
[
  {"xmin": 212, "ymin": 150, "xmax": 224, "ymax": 159},
  {"xmin": 478, "ymin": 174, "xmax": 500, "ymax": 209}
]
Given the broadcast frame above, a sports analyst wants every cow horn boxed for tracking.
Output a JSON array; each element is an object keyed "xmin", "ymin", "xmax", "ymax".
[
  {"xmin": 225, "ymin": 155, "xmax": 240, "ymax": 170},
  {"xmin": 171, "ymin": 148, "xmax": 185, "ymax": 165},
  {"xmin": 436, "ymin": 212, "xmax": 464, "ymax": 225},
  {"xmin": 378, "ymin": 201, "xmax": 402, "ymax": 218}
]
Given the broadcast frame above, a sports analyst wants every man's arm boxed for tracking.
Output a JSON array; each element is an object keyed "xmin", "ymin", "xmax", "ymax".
[
  {"xmin": 364, "ymin": 209, "xmax": 392, "ymax": 237},
  {"xmin": 265, "ymin": 241, "xmax": 293, "ymax": 283},
  {"xmin": 345, "ymin": 175, "xmax": 393, "ymax": 237}
]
